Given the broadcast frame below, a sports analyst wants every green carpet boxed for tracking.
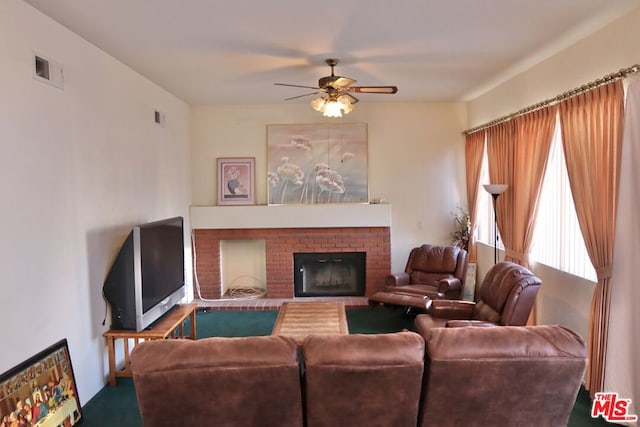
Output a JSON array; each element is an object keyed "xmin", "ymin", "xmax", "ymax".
[{"xmin": 82, "ymin": 307, "xmax": 617, "ymax": 426}]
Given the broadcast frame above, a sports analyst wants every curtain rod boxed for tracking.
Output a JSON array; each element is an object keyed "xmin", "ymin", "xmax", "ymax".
[{"xmin": 463, "ymin": 63, "xmax": 640, "ymax": 135}]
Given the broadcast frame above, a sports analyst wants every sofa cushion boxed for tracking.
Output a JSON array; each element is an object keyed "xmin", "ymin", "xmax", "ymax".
[
  {"xmin": 419, "ymin": 325, "xmax": 587, "ymax": 427},
  {"xmin": 130, "ymin": 335, "xmax": 303, "ymax": 427},
  {"xmin": 408, "ymin": 271, "xmax": 451, "ymax": 286},
  {"xmin": 410, "ymin": 245, "xmax": 460, "ymax": 274},
  {"xmin": 472, "ymin": 299, "xmax": 502, "ymax": 323},
  {"xmin": 303, "ymin": 332, "xmax": 425, "ymax": 427}
]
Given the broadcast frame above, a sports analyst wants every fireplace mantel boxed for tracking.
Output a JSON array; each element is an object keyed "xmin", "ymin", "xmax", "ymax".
[{"xmin": 190, "ymin": 204, "xmax": 392, "ymax": 229}]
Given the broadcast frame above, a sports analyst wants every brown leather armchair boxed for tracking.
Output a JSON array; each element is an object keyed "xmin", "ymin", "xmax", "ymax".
[
  {"xmin": 369, "ymin": 244, "xmax": 468, "ymax": 311},
  {"xmin": 414, "ymin": 261, "xmax": 541, "ymax": 333}
]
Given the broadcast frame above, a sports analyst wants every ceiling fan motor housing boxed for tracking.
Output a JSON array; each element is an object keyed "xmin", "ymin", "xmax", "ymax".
[{"xmin": 319, "ymin": 75, "xmax": 340, "ymax": 88}]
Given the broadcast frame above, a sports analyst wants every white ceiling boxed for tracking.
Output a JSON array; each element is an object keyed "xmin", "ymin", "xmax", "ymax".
[{"xmin": 24, "ymin": 0, "xmax": 640, "ymax": 106}]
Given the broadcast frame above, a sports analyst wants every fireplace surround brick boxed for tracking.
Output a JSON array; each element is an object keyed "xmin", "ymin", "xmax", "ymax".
[{"xmin": 193, "ymin": 227, "xmax": 391, "ymax": 299}]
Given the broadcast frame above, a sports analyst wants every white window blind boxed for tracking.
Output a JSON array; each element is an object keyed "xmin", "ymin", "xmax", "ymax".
[
  {"xmin": 530, "ymin": 122, "xmax": 596, "ymax": 282},
  {"xmin": 476, "ymin": 145, "xmax": 502, "ymax": 248}
]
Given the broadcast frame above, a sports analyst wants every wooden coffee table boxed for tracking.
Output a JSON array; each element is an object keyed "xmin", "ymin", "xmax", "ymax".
[{"xmin": 272, "ymin": 301, "xmax": 349, "ymax": 344}]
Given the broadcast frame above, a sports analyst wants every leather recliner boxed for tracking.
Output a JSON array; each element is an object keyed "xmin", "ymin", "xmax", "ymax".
[
  {"xmin": 414, "ymin": 261, "xmax": 541, "ymax": 333},
  {"xmin": 130, "ymin": 335, "xmax": 303, "ymax": 426},
  {"xmin": 369, "ymin": 244, "xmax": 468, "ymax": 311},
  {"xmin": 303, "ymin": 332, "xmax": 425, "ymax": 427},
  {"xmin": 418, "ymin": 325, "xmax": 587, "ymax": 427}
]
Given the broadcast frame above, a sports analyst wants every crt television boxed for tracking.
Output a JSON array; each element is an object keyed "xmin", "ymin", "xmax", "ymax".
[{"xmin": 102, "ymin": 216, "xmax": 186, "ymax": 331}]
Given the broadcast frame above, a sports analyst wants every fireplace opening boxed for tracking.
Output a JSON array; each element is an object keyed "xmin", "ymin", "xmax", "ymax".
[{"xmin": 294, "ymin": 252, "xmax": 366, "ymax": 297}]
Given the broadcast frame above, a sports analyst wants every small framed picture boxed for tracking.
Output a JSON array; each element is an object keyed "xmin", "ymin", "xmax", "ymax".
[{"xmin": 217, "ymin": 157, "xmax": 256, "ymax": 205}]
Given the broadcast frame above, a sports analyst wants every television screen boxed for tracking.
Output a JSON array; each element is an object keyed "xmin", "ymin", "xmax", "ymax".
[{"xmin": 139, "ymin": 219, "xmax": 185, "ymax": 313}]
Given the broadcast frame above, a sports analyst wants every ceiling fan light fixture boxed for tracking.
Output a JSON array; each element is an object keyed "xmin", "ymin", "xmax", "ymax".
[
  {"xmin": 337, "ymin": 95, "xmax": 353, "ymax": 114},
  {"xmin": 311, "ymin": 94, "xmax": 354, "ymax": 117},
  {"xmin": 322, "ymin": 100, "xmax": 345, "ymax": 117},
  {"xmin": 310, "ymin": 97, "xmax": 326, "ymax": 112},
  {"xmin": 336, "ymin": 94, "xmax": 351, "ymax": 105}
]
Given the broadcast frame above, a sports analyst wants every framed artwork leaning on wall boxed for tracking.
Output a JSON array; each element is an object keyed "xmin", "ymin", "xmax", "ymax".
[{"xmin": 0, "ymin": 339, "xmax": 82, "ymax": 426}]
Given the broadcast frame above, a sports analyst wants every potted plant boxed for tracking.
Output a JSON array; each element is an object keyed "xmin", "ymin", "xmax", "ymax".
[
  {"xmin": 451, "ymin": 207, "xmax": 475, "ymax": 301},
  {"xmin": 450, "ymin": 207, "xmax": 471, "ymax": 252}
]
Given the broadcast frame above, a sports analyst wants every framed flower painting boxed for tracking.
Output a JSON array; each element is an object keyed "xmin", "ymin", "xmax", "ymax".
[{"xmin": 267, "ymin": 123, "xmax": 368, "ymax": 205}]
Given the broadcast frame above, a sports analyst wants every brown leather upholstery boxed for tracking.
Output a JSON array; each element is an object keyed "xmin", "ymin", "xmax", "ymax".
[
  {"xmin": 130, "ymin": 326, "xmax": 586, "ymax": 427},
  {"xmin": 369, "ymin": 245, "xmax": 468, "ymax": 311},
  {"xmin": 415, "ymin": 261, "xmax": 541, "ymax": 333},
  {"xmin": 302, "ymin": 332, "xmax": 425, "ymax": 427},
  {"xmin": 130, "ymin": 335, "xmax": 303, "ymax": 427},
  {"xmin": 389, "ymin": 244, "xmax": 468, "ymax": 299},
  {"xmin": 418, "ymin": 325, "xmax": 587, "ymax": 427}
]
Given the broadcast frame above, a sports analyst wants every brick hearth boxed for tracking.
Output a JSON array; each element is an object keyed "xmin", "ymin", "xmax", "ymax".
[{"xmin": 193, "ymin": 227, "xmax": 390, "ymax": 300}]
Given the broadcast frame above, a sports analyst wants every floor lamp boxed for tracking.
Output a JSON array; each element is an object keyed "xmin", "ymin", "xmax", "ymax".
[{"xmin": 483, "ymin": 184, "xmax": 508, "ymax": 264}]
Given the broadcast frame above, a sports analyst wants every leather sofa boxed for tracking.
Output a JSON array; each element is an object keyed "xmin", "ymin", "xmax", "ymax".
[{"xmin": 130, "ymin": 325, "xmax": 586, "ymax": 427}]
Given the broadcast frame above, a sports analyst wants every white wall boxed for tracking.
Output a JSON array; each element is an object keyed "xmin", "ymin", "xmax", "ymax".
[
  {"xmin": 467, "ymin": 5, "xmax": 640, "ymax": 416},
  {"xmin": 190, "ymin": 102, "xmax": 467, "ymax": 272},
  {"xmin": 0, "ymin": 0, "xmax": 191, "ymax": 405}
]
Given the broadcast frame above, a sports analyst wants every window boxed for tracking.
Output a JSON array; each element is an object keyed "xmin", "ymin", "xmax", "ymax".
[
  {"xmin": 476, "ymin": 142, "xmax": 503, "ymax": 249},
  {"xmin": 476, "ymin": 119, "xmax": 596, "ymax": 282},
  {"xmin": 530, "ymin": 122, "xmax": 596, "ymax": 281}
]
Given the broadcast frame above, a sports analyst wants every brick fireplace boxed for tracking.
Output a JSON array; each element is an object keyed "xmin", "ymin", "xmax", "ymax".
[
  {"xmin": 193, "ymin": 227, "xmax": 390, "ymax": 299},
  {"xmin": 190, "ymin": 204, "xmax": 392, "ymax": 300}
]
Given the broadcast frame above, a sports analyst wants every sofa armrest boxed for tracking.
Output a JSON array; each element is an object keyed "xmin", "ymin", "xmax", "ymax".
[
  {"xmin": 445, "ymin": 320, "xmax": 497, "ymax": 328},
  {"xmin": 437, "ymin": 277, "xmax": 462, "ymax": 294},
  {"xmin": 429, "ymin": 299, "xmax": 475, "ymax": 319},
  {"xmin": 386, "ymin": 272, "xmax": 410, "ymax": 286}
]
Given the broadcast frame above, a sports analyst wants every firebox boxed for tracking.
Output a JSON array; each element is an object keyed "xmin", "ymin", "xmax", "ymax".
[{"xmin": 293, "ymin": 252, "xmax": 366, "ymax": 297}]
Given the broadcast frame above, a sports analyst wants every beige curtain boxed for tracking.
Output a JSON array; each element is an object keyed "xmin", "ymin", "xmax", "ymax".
[
  {"xmin": 465, "ymin": 131, "xmax": 486, "ymax": 262},
  {"xmin": 504, "ymin": 107, "xmax": 556, "ymax": 268},
  {"xmin": 558, "ymin": 81, "xmax": 624, "ymax": 397},
  {"xmin": 486, "ymin": 122, "xmax": 515, "ymax": 258}
]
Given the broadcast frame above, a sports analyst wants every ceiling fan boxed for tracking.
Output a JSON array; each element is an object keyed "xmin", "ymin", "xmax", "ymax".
[{"xmin": 274, "ymin": 58, "xmax": 398, "ymax": 117}]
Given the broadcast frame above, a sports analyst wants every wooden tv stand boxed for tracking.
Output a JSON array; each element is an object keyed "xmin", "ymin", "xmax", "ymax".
[{"xmin": 103, "ymin": 303, "xmax": 197, "ymax": 387}]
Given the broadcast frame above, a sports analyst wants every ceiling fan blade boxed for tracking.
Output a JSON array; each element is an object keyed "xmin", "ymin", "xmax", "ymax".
[
  {"xmin": 275, "ymin": 83, "xmax": 320, "ymax": 90},
  {"xmin": 284, "ymin": 91, "xmax": 321, "ymax": 101},
  {"xmin": 341, "ymin": 93, "xmax": 359, "ymax": 104},
  {"xmin": 347, "ymin": 86, "xmax": 398, "ymax": 94},
  {"xmin": 332, "ymin": 76, "xmax": 357, "ymax": 88}
]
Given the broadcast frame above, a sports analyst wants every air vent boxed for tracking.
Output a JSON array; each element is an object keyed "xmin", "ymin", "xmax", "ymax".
[
  {"xmin": 32, "ymin": 51, "xmax": 64, "ymax": 90},
  {"xmin": 154, "ymin": 110, "xmax": 165, "ymax": 127},
  {"xmin": 35, "ymin": 56, "xmax": 49, "ymax": 80}
]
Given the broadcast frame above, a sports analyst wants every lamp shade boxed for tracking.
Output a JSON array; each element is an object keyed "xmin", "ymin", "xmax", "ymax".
[
  {"xmin": 483, "ymin": 184, "xmax": 508, "ymax": 195},
  {"xmin": 310, "ymin": 97, "xmax": 326, "ymax": 112},
  {"xmin": 309, "ymin": 93, "xmax": 355, "ymax": 118},
  {"xmin": 322, "ymin": 101, "xmax": 343, "ymax": 117}
]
